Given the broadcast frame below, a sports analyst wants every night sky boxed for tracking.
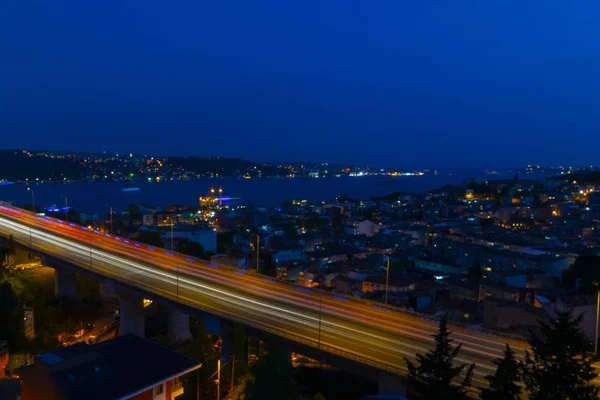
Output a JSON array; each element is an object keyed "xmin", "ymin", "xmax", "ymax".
[{"xmin": 1, "ymin": 1, "xmax": 599, "ymax": 168}]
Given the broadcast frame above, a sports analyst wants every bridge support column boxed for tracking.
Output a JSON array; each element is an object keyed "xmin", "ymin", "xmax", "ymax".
[
  {"xmin": 221, "ymin": 328, "xmax": 234, "ymax": 360},
  {"xmin": 100, "ymin": 281, "xmax": 118, "ymax": 299},
  {"xmin": 54, "ymin": 269, "xmax": 76, "ymax": 298},
  {"xmin": 378, "ymin": 371, "xmax": 407, "ymax": 397},
  {"xmin": 168, "ymin": 309, "xmax": 192, "ymax": 342},
  {"xmin": 221, "ymin": 324, "xmax": 249, "ymax": 363},
  {"xmin": 119, "ymin": 292, "xmax": 145, "ymax": 337}
]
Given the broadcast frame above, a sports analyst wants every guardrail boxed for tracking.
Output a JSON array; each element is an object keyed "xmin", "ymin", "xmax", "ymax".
[
  {"xmin": 0, "ymin": 208, "xmax": 407, "ymax": 375},
  {"xmin": 0, "ymin": 202, "xmax": 528, "ymax": 347}
]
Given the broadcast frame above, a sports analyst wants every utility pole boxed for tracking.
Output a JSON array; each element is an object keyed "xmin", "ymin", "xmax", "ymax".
[
  {"xmin": 216, "ymin": 358, "xmax": 221, "ymax": 400},
  {"xmin": 594, "ymin": 291, "xmax": 600, "ymax": 354},
  {"xmin": 256, "ymin": 235, "xmax": 260, "ymax": 274},
  {"xmin": 196, "ymin": 369, "xmax": 200, "ymax": 400},
  {"xmin": 318, "ymin": 277, "xmax": 323, "ymax": 348},
  {"xmin": 27, "ymin": 188, "xmax": 34, "ymax": 213},
  {"xmin": 27, "ymin": 187, "xmax": 33, "ymax": 244},
  {"xmin": 64, "ymin": 196, "xmax": 68, "ymax": 222},
  {"xmin": 169, "ymin": 217, "xmax": 178, "ymax": 301},
  {"xmin": 230, "ymin": 355, "xmax": 235, "ymax": 394},
  {"xmin": 385, "ymin": 256, "xmax": 390, "ymax": 306},
  {"xmin": 171, "ymin": 221, "xmax": 174, "ymax": 251},
  {"xmin": 106, "ymin": 205, "xmax": 113, "ymax": 234}
]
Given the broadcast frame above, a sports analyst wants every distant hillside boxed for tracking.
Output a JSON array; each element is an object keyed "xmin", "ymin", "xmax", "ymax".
[
  {"xmin": 0, "ymin": 150, "xmax": 291, "ymax": 182},
  {"xmin": 0, "ymin": 150, "xmax": 89, "ymax": 181},
  {"xmin": 550, "ymin": 170, "xmax": 600, "ymax": 185},
  {"xmin": 165, "ymin": 156, "xmax": 289, "ymax": 177}
]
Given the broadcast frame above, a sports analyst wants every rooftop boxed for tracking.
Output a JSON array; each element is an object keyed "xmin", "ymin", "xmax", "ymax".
[
  {"xmin": 0, "ymin": 378, "xmax": 21, "ymax": 400},
  {"xmin": 31, "ymin": 334, "xmax": 201, "ymax": 400}
]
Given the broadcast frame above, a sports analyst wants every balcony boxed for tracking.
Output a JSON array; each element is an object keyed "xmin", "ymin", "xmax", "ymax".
[{"xmin": 171, "ymin": 379, "xmax": 184, "ymax": 398}]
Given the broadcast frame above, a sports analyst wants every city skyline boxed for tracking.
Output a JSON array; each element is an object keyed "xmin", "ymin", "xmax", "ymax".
[{"xmin": 2, "ymin": 2, "xmax": 600, "ymax": 168}]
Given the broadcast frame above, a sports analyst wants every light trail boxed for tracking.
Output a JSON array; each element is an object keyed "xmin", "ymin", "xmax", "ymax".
[{"xmin": 1, "ymin": 203, "xmax": 597, "ymax": 386}]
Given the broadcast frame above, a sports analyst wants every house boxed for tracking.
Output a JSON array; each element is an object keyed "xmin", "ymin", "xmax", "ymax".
[
  {"xmin": 307, "ymin": 248, "xmax": 350, "ymax": 267},
  {"xmin": 556, "ymin": 295, "xmax": 598, "ymax": 342},
  {"xmin": 415, "ymin": 255, "xmax": 462, "ymax": 275},
  {"xmin": 357, "ymin": 220, "xmax": 380, "ymax": 237},
  {"xmin": 0, "ymin": 340, "xmax": 8, "ymax": 378},
  {"xmin": 143, "ymin": 214, "xmax": 155, "ymax": 226},
  {"xmin": 211, "ymin": 252, "xmax": 247, "ymax": 270},
  {"xmin": 0, "ymin": 379, "xmax": 21, "ymax": 400},
  {"xmin": 275, "ymin": 263, "xmax": 305, "ymax": 282},
  {"xmin": 478, "ymin": 279, "xmax": 533, "ymax": 304},
  {"xmin": 271, "ymin": 245, "xmax": 307, "ymax": 266},
  {"xmin": 332, "ymin": 275, "xmax": 361, "ymax": 296},
  {"xmin": 441, "ymin": 277, "xmax": 478, "ymax": 301},
  {"xmin": 361, "ymin": 273, "xmax": 422, "ymax": 294},
  {"xmin": 483, "ymin": 298, "xmax": 548, "ymax": 336},
  {"xmin": 488, "ymin": 270, "xmax": 527, "ymax": 289},
  {"xmin": 19, "ymin": 334, "xmax": 202, "ymax": 400},
  {"xmin": 408, "ymin": 289, "xmax": 433, "ymax": 312},
  {"xmin": 159, "ymin": 226, "xmax": 217, "ymax": 253}
]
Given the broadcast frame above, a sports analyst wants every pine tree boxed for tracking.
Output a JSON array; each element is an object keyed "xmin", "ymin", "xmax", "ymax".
[
  {"xmin": 522, "ymin": 310, "xmax": 600, "ymax": 400},
  {"xmin": 404, "ymin": 318, "xmax": 475, "ymax": 400},
  {"xmin": 479, "ymin": 344, "xmax": 521, "ymax": 400}
]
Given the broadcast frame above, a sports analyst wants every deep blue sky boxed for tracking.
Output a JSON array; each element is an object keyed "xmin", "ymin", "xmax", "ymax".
[{"xmin": 1, "ymin": 1, "xmax": 599, "ymax": 168}]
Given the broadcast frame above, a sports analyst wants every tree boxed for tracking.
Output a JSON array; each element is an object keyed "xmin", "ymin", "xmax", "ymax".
[
  {"xmin": 244, "ymin": 339, "xmax": 299, "ymax": 400},
  {"xmin": 217, "ymin": 231, "xmax": 235, "ymax": 254},
  {"xmin": 281, "ymin": 200, "xmax": 292, "ymax": 210},
  {"xmin": 179, "ymin": 241, "xmax": 205, "ymax": 259},
  {"xmin": 467, "ymin": 263, "xmax": 483, "ymax": 280},
  {"xmin": 245, "ymin": 203, "xmax": 257, "ymax": 214},
  {"xmin": 127, "ymin": 204, "xmax": 142, "ymax": 219},
  {"xmin": 127, "ymin": 204, "xmax": 142, "ymax": 228},
  {"xmin": 0, "ymin": 281, "xmax": 22, "ymax": 347},
  {"xmin": 130, "ymin": 230, "xmax": 164, "ymax": 247},
  {"xmin": 6, "ymin": 234, "xmax": 16, "ymax": 256},
  {"xmin": 404, "ymin": 318, "xmax": 475, "ymax": 399},
  {"xmin": 522, "ymin": 310, "xmax": 600, "ymax": 400},
  {"xmin": 479, "ymin": 344, "xmax": 521, "ymax": 400},
  {"xmin": 561, "ymin": 255, "xmax": 600, "ymax": 294},
  {"xmin": 331, "ymin": 215, "xmax": 345, "ymax": 235}
]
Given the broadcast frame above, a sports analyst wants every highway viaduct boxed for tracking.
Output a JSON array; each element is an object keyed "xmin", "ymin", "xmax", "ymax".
[{"xmin": 3, "ymin": 237, "xmax": 407, "ymax": 396}]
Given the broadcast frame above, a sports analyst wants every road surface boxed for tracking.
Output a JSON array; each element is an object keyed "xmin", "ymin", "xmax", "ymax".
[{"xmin": 0, "ymin": 203, "xmax": 594, "ymax": 388}]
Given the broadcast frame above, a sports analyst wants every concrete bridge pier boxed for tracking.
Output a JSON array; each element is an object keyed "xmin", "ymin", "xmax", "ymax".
[
  {"xmin": 119, "ymin": 292, "xmax": 145, "ymax": 337},
  {"xmin": 168, "ymin": 309, "xmax": 192, "ymax": 342},
  {"xmin": 221, "ymin": 328, "xmax": 234, "ymax": 360},
  {"xmin": 100, "ymin": 280, "xmax": 118, "ymax": 299},
  {"xmin": 54, "ymin": 269, "xmax": 77, "ymax": 298},
  {"xmin": 221, "ymin": 324, "xmax": 249, "ymax": 363}
]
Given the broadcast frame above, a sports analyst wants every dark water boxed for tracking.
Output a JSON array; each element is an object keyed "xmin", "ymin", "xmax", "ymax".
[{"xmin": 0, "ymin": 172, "xmax": 530, "ymax": 215}]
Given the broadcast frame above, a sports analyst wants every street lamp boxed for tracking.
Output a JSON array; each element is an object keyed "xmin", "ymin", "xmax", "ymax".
[
  {"xmin": 318, "ymin": 277, "xmax": 323, "ymax": 348},
  {"xmin": 167, "ymin": 217, "xmax": 174, "ymax": 251},
  {"xmin": 27, "ymin": 187, "xmax": 34, "ymax": 213},
  {"xmin": 106, "ymin": 205, "xmax": 113, "ymax": 234},
  {"xmin": 594, "ymin": 290, "xmax": 600, "ymax": 355},
  {"xmin": 61, "ymin": 195, "xmax": 68, "ymax": 222},
  {"xmin": 216, "ymin": 358, "xmax": 221, "ymax": 400},
  {"xmin": 27, "ymin": 188, "xmax": 34, "ymax": 244},
  {"xmin": 167, "ymin": 217, "xmax": 178, "ymax": 301},
  {"xmin": 256, "ymin": 235, "xmax": 260, "ymax": 274}
]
